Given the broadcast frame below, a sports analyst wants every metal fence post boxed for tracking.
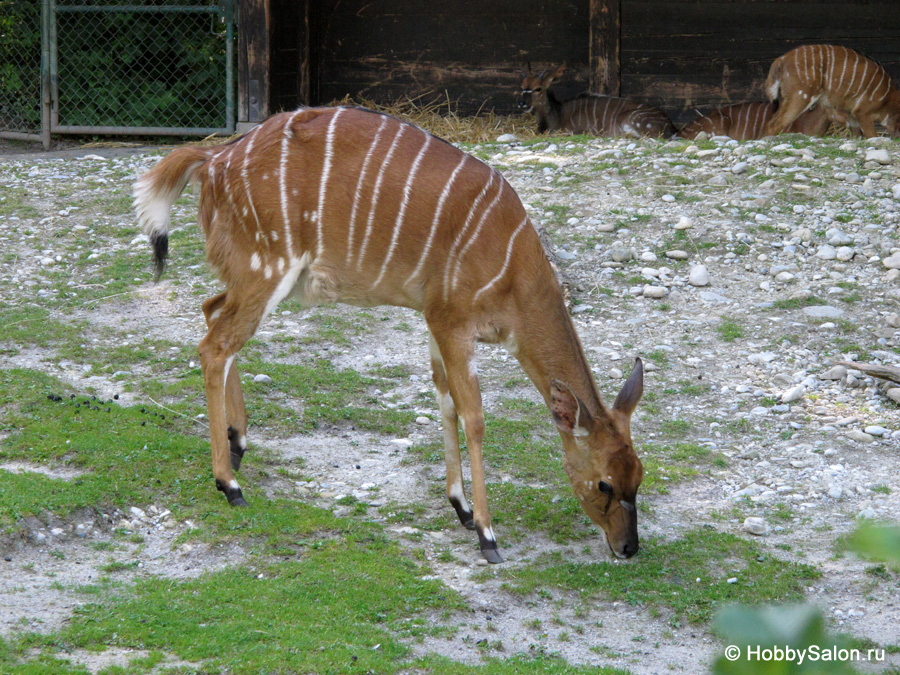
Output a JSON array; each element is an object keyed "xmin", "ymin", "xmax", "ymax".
[{"xmin": 40, "ymin": 0, "xmax": 51, "ymax": 149}]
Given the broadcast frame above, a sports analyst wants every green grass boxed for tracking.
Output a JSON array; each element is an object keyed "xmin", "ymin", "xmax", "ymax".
[
  {"xmin": 9, "ymin": 537, "xmax": 465, "ymax": 675},
  {"xmin": 717, "ymin": 318, "xmax": 744, "ymax": 342},
  {"xmin": 769, "ymin": 295, "xmax": 827, "ymax": 310},
  {"xmin": 491, "ymin": 528, "xmax": 820, "ymax": 624}
]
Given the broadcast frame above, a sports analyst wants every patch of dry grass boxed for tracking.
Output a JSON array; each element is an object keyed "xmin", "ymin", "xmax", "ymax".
[{"xmin": 327, "ymin": 92, "xmax": 538, "ymax": 144}]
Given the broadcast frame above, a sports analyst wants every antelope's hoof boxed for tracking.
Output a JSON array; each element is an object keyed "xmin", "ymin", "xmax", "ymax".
[
  {"xmin": 477, "ymin": 529, "xmax": 505, "ymax": 564},
  {"xmin": 215, "ymin": 479, "xmax": 248, "ymax": 507},
  {"xmin": 450, "ymin": 499, "xmax": 476, "ymax": 530},
  {"xmin": 227, "ymin": 427, "xmax": 246, "ymax": 471},
  {"xmin": 481, "ymin": 546, "xmax": 505, "ymax": 564}
]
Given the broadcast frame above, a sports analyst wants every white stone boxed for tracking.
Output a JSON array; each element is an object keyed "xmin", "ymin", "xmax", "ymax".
[
  {"xmin": 642, "ymin": 285, "xmax": 668, "ymax": 299},
  {"xmin": 835, "ymin": 246, "xmax": 855, "ymax": 262},
  {"xmin": 674, "ymin": 216, "xmax": 693, "ymax": 230},
  {"xmin": 882, "ymin": 252, "xmax": 900, "ymax": 270},
  {"xmin": 865, "ymin": 148, "xmax": 891, "ymax": 164},
  {"xmin": 780, "ymin": 385, "xmax": 805, "ymax": 403},
  {"xmin": 688, "ymin": 264, "xmax": 710, "ymax": 287},
  {"xmin": 665, "ymin": 249, "xmax": 689, "ymax": 260},
  {"xmin": 775, "ymin": 271, "xmax": 795, "ymax": 283},
  {"xmin": 496, "ymin": 133, "xmax": 518, "ymax": 143},
  {"xmin": 816, "ymin": 245, "xmax": 837, "ymax": 260},
  {"xmin": 253, "ymin": 374, "xmax": 273, "ymax": 384},
  {"xmin": 742, "ymin": 517, "xmax": 769, "ymax": 536}
]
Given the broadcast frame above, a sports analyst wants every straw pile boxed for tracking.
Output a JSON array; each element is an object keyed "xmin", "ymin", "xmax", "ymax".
[{"xmin": 327, "ymin": 92, "xmax": 538, "ymax": 144}]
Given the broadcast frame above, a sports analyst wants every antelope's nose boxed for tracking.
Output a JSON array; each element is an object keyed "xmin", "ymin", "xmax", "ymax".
[{"xmin": 621, "ymin": 541, "xmax": 639, "ymax": 558}]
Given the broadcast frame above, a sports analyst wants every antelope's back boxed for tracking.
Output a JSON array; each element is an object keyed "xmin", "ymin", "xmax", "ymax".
[
  {"xmin": 565, "ymin": 95, "xmax": 673, "ymax": 138},
  {"xmin": 198, "ymin": 107, "xmax": 546, "ymax": 311}
]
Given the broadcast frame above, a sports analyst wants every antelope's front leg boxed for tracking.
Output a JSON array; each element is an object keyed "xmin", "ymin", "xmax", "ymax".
[
  {"xmin": 430, "ymin": 331, "xmax": 504, "ymax": 564},
  {"xmin": 429, "ymin": 335, "xmax": 475, "ymax": 530}
]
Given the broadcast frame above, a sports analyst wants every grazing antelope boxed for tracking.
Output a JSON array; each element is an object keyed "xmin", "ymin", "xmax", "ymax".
[
  {"xmin": 765, "ymin": 44, "xmax": 900, "ymax": 138},
  {"xmin": 680, "ymin": 102, "xmax": 831, "ymax": 141},
  {"xmin": 133, "ymin": 106, "xmax": 645, "ymax": 563},
  {"xmin": 518, "ymin": 64, "xmax": 675, "ymax": 138}
]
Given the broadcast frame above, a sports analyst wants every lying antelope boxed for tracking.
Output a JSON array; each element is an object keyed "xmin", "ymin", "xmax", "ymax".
[
  {"xmin": 680, "ymin": 101, "xmax": 831, "ymax": 141},
  {"xmin": 765, "ymin": 44, "xmax": 900, "ymax": 138},
  {"xmin": 133, "ymin": 106, "xmax": 645, "ymax": 563},
  {"xmin": 518, "ymin": 64, "xmax": 675, "ymax": 138}
]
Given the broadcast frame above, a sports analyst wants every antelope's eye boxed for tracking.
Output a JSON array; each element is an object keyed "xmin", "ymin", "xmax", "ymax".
[
  {"xmin": 598, "ymin": 481, "xmax": 613, "ymax": 495},
  {"xmin": 534, "ymin": 87, "xmax": 542, "ymax": 92}
]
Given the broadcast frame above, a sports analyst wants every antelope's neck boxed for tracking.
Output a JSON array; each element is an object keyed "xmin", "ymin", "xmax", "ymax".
[{"xmin": 513, "ymin": 280, "xmax": 604, "ymax": 417}]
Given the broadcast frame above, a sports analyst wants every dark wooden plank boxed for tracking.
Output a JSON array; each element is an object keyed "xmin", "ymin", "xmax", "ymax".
[
  {"xmin": 238, "ymin": 0, "xmax": 271, "ymax": 123},
  {"xmin": 590, "ymin": 0, "xmax": 621, "ymax": 95}
]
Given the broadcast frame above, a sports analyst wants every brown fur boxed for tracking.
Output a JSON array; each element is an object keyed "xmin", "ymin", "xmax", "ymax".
[
  {"xmin": 518, "ymin": 64, "xmax": 675, "ymax": 138},
  {"xmin": 134, "ymin": 107, "xmax": 644, "ymax": 561},
  {"xmin": 765, "ymin": 44, "xmax": 900, "ymax": 138},
  {"xmin": 680, "ymin": 102, "xmax": 831, "ymax": 140}
]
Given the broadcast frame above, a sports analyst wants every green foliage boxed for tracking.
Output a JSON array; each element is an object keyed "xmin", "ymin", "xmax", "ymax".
[{"xmin": 712, "ymin": 605, "xmax": 859, "ymax": 675}]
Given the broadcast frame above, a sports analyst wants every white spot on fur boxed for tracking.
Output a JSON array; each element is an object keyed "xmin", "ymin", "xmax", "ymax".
[{"xmin": 250, "ymin": 252, "xmax": 262, "ymax": 272}]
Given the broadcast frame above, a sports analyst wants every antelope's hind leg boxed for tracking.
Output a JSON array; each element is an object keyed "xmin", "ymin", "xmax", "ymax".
[
  {"xmin": 200, "ymin": 291, "xmax": 269, "ymax": 507},
  {"xmin": 429, "ymin": 335, "xmax": 475, "ymax": 530},
  {"xmin": 203, "ymin": 292, "xmax": 249, "ymax": 471}
]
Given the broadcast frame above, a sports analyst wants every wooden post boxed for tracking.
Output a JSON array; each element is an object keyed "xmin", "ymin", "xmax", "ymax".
[
  {"xmin": 590, "ymin": 0, "xmax": 620, "ymax": 96},
  {"xmin": 238, "ymin": 0, "xmax": 271, "ymax": 129}
]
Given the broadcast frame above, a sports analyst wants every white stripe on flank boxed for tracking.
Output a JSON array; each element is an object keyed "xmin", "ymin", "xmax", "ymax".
[
  {"xmin": 316, "ymin": 107, "xmax": 344, "ymax": 259},
  {"xmin": 240, "ymin": 126, "xmax": 264, "ymax": 235},
  {"xmin": 472, "ymin": 216, "xmax": 529, "ymax": 303},
  {"xmin": 442, "ymin": 172, "xmax": 497, "ymax": 302},
  {"xmin": 262, "ymin": 253, "xmax": 309, "ymax": 318},
  {"xmin": 280, "ymin": 109, "xmax": 304, "ymax": 258},
  {"xmin": 356, "ymin": 123, "xmax": 407, "ymax": 269},
  {"xmin": 405, "ymin": 153, "xmax": 469, "ymax": 286},
  {"xmin": 346, "ymin": 115, "xmax": 390, "ymax": 266},
  {"xmin": 451, "ymin": 179, "xmax": 505, "ymax": 290},
  {"xmin": 371, "ymin": 132, "xmax": 432, "ymax": 289}
]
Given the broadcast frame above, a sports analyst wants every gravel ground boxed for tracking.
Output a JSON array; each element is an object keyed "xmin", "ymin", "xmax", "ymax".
[{"xmin": 1, "ymin": 128, "xmax": 899, "ymax": 673}]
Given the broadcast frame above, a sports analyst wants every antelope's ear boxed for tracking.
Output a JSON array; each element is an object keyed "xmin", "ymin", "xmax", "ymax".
[
  {"xmin": 613, "ymin": 358, "xmax": 644, "ymax": 417},
  {"xmin": 552, "ymin": 63, "xmax": 567, "ymax": 80},
  {"xmin": 551, "ymin": 380, "xmax": 593, "ymax": 437}
]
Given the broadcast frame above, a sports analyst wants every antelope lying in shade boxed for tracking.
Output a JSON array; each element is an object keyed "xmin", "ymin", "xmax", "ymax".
[
  {"xmin": 680, "ymin": 102, "xmax": 831, "ymax": 141},
  {"xmin": 518, "ymin": 64, "xmax": 675, "ymax": 138},
  {"xmin": 133, "ymin": 106, "xmax": 645, "ymax": 563},
  {"xmin": 765, "ymin": 44, "xmax": 900, "ymax": 138}
]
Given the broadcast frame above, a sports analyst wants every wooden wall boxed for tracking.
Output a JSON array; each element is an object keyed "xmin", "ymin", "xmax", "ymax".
[
  {"xmin": 239, "ymin": 0, "xmax": 900, "ymax": 128},
  {"xmin": 622, "ymin": 0, "xmax": 900, "ymax": 124}
]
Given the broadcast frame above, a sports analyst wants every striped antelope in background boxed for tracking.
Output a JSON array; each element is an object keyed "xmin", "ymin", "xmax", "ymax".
[
  {"xmin": 133, "ymin": 106, "xmax": 645, "ymax": 563},
  {"xmin": 765, "ymin": 44, "xmax": 900, "ymax": 138},
  {"xmin": 680, "ymin": 101, "xmax": 831, "ymax": 141},
  {"xmin": 518, "ymin": 64, "xmax": 675, "ymax": 138}
]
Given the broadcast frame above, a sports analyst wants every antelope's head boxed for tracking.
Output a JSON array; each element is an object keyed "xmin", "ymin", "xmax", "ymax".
[
  {"xmin": 518, "ymin": 63, "xmax": 567, "ymax": 113},
  {"xmin": 550, "ymin": 358, "xmax": 644, "ymax": 559}
]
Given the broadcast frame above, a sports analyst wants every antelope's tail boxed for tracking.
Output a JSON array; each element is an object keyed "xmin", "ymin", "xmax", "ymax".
[
  {"xmin": 766, "ymin": 57, "xmax": 784, "ymax": 111},
  {"xmin": 133, "ymin": 147, "xmax": 211, "ymax": 280}
]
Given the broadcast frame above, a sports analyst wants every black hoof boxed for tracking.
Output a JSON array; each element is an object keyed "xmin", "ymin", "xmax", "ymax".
[
  {"xmin": 216, "ymin": 479, "xmax": 248, "ymax": 507},
  {"xmin": 450, "ymin": 499, "xmax": 476, "ymax": 530},
  {"xmin": 478, "ymin": 530, "xmax": 505, "ymax": 564},
  {"xmin": 228, "ymin": 426, "xmax": 246, "ymax": 471},
  {"xmin": 481, "ymin": 546, "xmax": 505, "ymax": 564}
]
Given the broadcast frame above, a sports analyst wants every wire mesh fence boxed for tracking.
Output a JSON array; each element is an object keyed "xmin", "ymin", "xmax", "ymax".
[
  {"xmin": 0, "ymin": 1, "xmax": 42, "ymax": 136},
  {"xmin": 0, "ymin": 0, "xmax": 233, "ymax": 145}
]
